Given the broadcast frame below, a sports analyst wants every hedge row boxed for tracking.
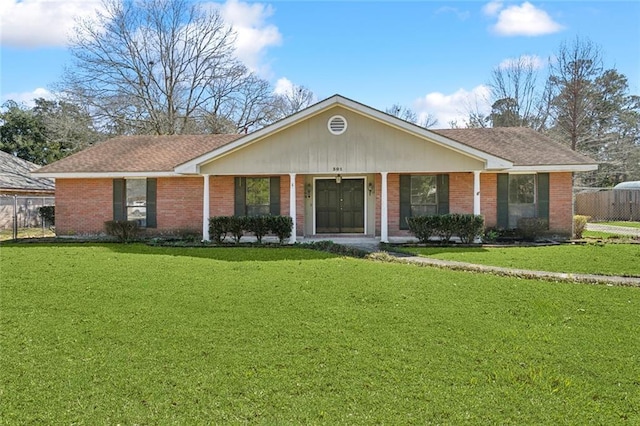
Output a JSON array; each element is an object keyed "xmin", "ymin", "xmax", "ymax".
[
  {"xmin": 209, "ymin": 215, "xmax": 293, "ymax": 244},
  {"xmin": 407, "ymin": 214, "xmax": 484, "ymax": 244}
]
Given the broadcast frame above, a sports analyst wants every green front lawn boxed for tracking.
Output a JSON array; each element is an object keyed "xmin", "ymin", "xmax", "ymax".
[
  {"xmin": 399, "ymin": 244, "xmax": 640, "ymax": 277},
  {"xmin": 598, "ymin": 221, "xmax": 640, "ymax": 229},
  {"xmin": 1, "ymin": 244, "xmax": 639, "ymax": 424}
]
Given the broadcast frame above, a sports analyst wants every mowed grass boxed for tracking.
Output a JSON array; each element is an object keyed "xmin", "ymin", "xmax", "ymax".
[
  {"xmin": 400, "ymin": 244, "xmax": 640, "ymax": 277},
  {"xmin": 599, "ymin": 221, "xmax": 640, "ymax": 229},
  {"xmin": 1, "ymin": 244, "xmax": 639, "ymax": 424}
]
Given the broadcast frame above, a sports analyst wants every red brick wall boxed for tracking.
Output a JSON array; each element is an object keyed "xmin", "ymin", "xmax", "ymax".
[
  {"xmin": 55, "ymin": 178, "xmax": 113, "ymax": 235},
  {"xmin": 549, "ymin": 172, "xmax": 573, "ymax": 234},
  {"xmin": 481, "ymin": 173, "xmax": 498, "ymax": 228},
  {"xmin": 480, "ymin": 172, "xmax": 573, "ymax": 234},
  {"xmin": 450, "ymin": 173, "xmax": 473, "ymax": 213},
  {"xmin": 156, "ymin": 177, "xmax": 203, "ymax": 232},
  {"xmin": 210, "ymin": 176, "xmax": 234, "ymax": 216}
]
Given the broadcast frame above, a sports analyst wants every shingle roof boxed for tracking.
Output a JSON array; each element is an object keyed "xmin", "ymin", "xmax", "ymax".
[
  {"xmin": 36, "ymin": 134, "xmax": 243, "ymax": 174},
  {"xmin": 432, "ymin": 127, "xmax": 595, "ymax": 166},
  {"xmin": 0, "ymin": 151, "xmax": 55, "ymax": 193}
]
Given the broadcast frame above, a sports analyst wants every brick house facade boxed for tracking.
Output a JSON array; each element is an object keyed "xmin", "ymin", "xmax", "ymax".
[{"xmin": 36, "ymin": 95, "xmax": 597, "ymax": 241}]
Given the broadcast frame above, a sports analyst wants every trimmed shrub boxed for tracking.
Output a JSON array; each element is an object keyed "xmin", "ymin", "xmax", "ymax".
[
  {"xmin": 228, "ymin": 216, "xmax": 248, "ymax": 243},
  {"xmin": 269, "ymin": 215, "xmax": 293, "ymax": 243},
  {"xmin": 209, "ymin": 216, "xmax": 231, "ymax": 243},
  {"xmin": 455, "ymin": 214, "xmax": 485, "ymax": 244},
  {"xmin": 406, "ymin": 216, "xmax": 439, "ymax": 243},
  {"xmin": 407, "ymin": 214, "xmax": 484, "ymax": 244},
  {"xmin": 246, "ymin": 215, "xmax": 271, "ymax": 243},
  {"xmin": 104, "ymin": 220, "xmax": 140, "ymax": 242},
  {"xmin": 517, "ymin": 217, "xmax": 548, "ymax": 241},
  {"xmin": 573, "ymin": 215, "xmax": 590, "ymax": 239},
  {"xmin": 38, "ymin": 205, "xmax": 55, "ymax": 226},
  {"xmin": 435, "ymin": 215, "xmax": 457, "ymax": 243}
]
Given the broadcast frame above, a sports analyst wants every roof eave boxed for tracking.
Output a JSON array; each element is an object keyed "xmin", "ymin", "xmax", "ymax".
[
  {"xmin": 33, "ymin": 171, "xmax": 181, "ymax": 178},
  {"xmin": 508, "ymin": 164, "xmax": 599, "ymax": 173}
]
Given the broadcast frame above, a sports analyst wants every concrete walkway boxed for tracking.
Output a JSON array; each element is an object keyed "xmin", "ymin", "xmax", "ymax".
[
  {"xmin": 586, "ymin": 223, "xmax": 640, "ymax": 237},
  {"xmin": 386, "ymin": 252, "xmax": 640, "ymax": 287},
  {"xmin": 304, "ymin": 236, "xmax": 640, "ymax": 287}
]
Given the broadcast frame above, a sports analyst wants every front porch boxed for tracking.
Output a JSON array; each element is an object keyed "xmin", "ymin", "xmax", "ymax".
[{"xmin": 200, "ymin": 171, "xmax": 482, "ymax": 243}]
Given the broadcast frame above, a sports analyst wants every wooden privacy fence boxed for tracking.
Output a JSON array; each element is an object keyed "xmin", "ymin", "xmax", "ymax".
[{"xmin": 575, "ymin": 189, "xmax": 640, "ymax": 221}]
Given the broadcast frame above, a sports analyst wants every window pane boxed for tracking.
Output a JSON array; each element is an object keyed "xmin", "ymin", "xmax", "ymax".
[
  {"xmin": 410, "ymin": 176, "xmax": 437, "ymax": 206},
  {"xmin": 509, "ymin": 175, "xmax": 535, "ymax": 204},
  {"xmin": 126, "ymin": 179, "xmax": 147, "ymax": 207},
  {"xmin": 126, "ymin": 179, "xmax": 147, "ymax": 226},
  {"xmin": 246, "ymin": 177, "xmax": 270, "ymax": 216}
]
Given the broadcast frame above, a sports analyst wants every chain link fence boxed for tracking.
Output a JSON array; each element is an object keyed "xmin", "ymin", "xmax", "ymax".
[
  {"xmin": 575, "ymin": 189, "xmax": 640, "ymax": 221},
  {"xmin": 0, "ymin": 195, "xmax": 55, "ymax": 240}
]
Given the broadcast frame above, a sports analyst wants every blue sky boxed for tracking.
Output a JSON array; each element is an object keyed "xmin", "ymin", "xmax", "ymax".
[{"xmin": 1, "ymin": 0, "xmax": 639, "ymax": 128}]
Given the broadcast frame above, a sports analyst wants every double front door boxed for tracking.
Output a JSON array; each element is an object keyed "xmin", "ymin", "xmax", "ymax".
[{"xmin": 315, "ymin": 178, "xmax": 365, "ymax": 233}]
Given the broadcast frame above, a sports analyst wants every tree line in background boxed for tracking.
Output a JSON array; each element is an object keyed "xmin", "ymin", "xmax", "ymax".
[{"xmin": 1, "ymin": 0, "xmax": 638, "ymax": 187}]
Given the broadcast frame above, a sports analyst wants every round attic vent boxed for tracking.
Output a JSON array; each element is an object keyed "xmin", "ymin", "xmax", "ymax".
[{"xmin": 328, "ymin": 115, "xmax": 347, "ymax": 135}]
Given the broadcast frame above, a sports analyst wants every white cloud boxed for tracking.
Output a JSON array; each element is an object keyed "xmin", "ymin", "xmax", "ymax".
[
  {"xmin": 498, "ymin": 54, "xmax": 545, "ymax": 70},
  {"xmin": 0, "ymin": 0, "xmax": 103, "ymax": 48},
  {"xmin": 482, "ymin": 1, "xmax": 503, "ymax": 17},
  {"xmin": 413, "ymin": 85, "xmax": 491, "ymax": 129},
  {"xmin": 1, "ymin": 88, "xmax": 54, "ymax": 106},
  {"xmin": 489, "ymin": 2, "xmax": 564, "ymax": 36},
  {"xmin": 214, "ymin": 0, "xmax": 282, "ymax": 75},
  {"xmin": 273, "ymin": 77, "xmax": 294, "ymax": 95}
]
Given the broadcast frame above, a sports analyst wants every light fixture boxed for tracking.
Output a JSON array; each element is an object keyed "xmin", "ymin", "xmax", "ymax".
[
  {"xmin": 368, "ymin": 182, "xmax": 374, "ymax": 195},
  {"xmin": 305, "ymin": 183, "xmax": 312, "ymax": 198},
  {"xmin": 335, "ymin": 174, "xmax": 342, "ymax": 184}
]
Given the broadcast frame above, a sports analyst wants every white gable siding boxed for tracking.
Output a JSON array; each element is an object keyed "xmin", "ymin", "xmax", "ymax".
[{"xmin": 199, "ymin": 107, "xmax": 485, "ymax": 175}]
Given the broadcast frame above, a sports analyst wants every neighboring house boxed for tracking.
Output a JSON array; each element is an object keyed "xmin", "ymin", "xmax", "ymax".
[
  {"xmin": 34, "ymin": 95, "xmax": 598, "ymax": 241},
  {"xmin": 0, "ymin": 150, "xmax": 55, "ymax": 196},
  {"xmin": 0, "ymin": 150, "xmax": 55, "ymax": 229}
]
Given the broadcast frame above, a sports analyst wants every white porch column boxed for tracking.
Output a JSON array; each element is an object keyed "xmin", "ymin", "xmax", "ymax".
[
  {"xmin": 381, "ymin": 172, "xmax": 389, "ymax": 243},
  {"xmin": 473, "ymin": 171, "xmax": 481, "ymax": 216},
  {"xmin": 289, "ymin": 173, "xmax": 297, "ymax": 243},
  {"xmin": 202, "ymin": 174, "xmax": 210, "ymax": 241}
]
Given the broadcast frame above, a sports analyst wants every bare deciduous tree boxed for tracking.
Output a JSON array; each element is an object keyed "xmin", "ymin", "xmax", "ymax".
[
  {"xmin": 547, "ymin": 36, "xmax": 604, "ymax": 152},
  {"xmin": 386, "ymin": 103, "xmax": 438, "ymax": 128},
  {"xmin": 488, "ymin": 56, "xmax": 549, "ymax": 129},
  {"xmin": 273, "ymin": 84, "xmax": 315, "ymax": 118},
  {"xmin": 61, "ymin": 0, "xmax": 278, "ymax": 135}
]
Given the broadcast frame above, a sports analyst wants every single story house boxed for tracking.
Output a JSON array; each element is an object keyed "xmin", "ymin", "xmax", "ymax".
[{"xmin": 35, "ymin": 94, "xmax": 598, "ymax": 242}]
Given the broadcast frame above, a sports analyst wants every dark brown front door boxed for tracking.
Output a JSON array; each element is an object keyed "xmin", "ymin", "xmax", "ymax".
[{"xmin": 316, "ymin": 178, "xmax": 365, "ymax": 233}]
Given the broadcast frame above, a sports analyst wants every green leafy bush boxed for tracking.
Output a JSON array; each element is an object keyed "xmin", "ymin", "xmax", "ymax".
[
  {"xmin": 246, "ymin": 215, "xmax": 271, "ymax": 243},
  {"xmin": 455, "ymin": 214, "xmax": 485, "ymax": 244},
  {"xmin": 517, "ymin": 217, "xmax": 548, "ymax": 241},
  {"xmin": 228, "ymin": 216, "xmax": 248, "ymax": 243},
  {"xmin": 407, "ymin": 214, "xmax": 484, "ymax": 244},
  {"xmin": 406, "ymin": 216, "xmax": 439, "ymax": 243},
  {"xmin": 208, "ymin": 215, "xmax": 294, "ymax": 244},
  {"xmin": 269, "ymin": 216, "xmax": 293, "ymax": 243},
  {"xmin": 573, "ymin": 215, "xmax": 590, "ymax": 239},
  {"xmin": 209, "ymin": 216, "xmax": 231, "ymax": 243},
  {"xmin": 38, "ymin": 206, "xmax": 55, "ymax": 226},
  {"xmin": 104, "ymin": 220, "xmax": 140, "ymax": 242}
]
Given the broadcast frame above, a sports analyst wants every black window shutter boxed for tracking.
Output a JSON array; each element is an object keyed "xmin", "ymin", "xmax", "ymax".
[
  {"xmin": 537, "ymin": 173, "xmax": 550, "ymax": 227},
  {"xmin": 437, "ymin": 174, "xmax": 449, "ymax": 215},
  {"xmin": 113, "ymin": 179, "xmax": 125, "ymax": 221},
  {"xmin": 270, "ymin": 176, "xmax": 280, "ymax": 215},
  {"xmin": 146, "ymin": 178, "xmax": 157, "ymax": 228},
  {"xmin": 399, "ymin": 175, "xmax": 411, "ymax": 230},
  {"xmin": 234, "ymin": 177, "xmax": 246, "ymax": 216},
  {"xmin": 497, "ymin": 173, "xmax": 509, "ymax": 229}
]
